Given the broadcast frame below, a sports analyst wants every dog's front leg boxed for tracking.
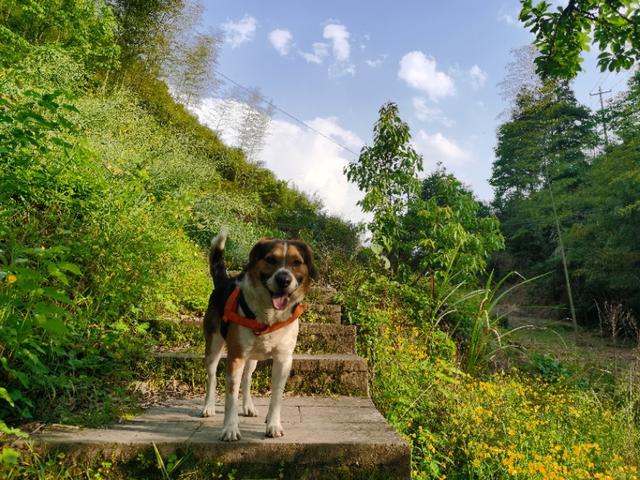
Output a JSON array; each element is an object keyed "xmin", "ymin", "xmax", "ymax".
[
  {"xmin": 241, "ymin": 359, "xmax": 258, "ymax": 417},
  {"xmin": 265, "ymin": 353, "xmax": 292, "ymax": 438},
  {"xmin": 220, "ymin": 355, "xmax": 246, "ymax": 441}
]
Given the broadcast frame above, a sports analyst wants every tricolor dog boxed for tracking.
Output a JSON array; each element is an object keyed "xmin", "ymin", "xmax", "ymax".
[{"xmin": 202, "ymin": 230, "xmax": 316, "ymax": 441}]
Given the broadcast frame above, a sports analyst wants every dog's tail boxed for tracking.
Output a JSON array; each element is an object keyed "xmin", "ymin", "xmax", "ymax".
[{"xmin": 209, "ymin": 228, "xmax": 229, "ymax": 289}]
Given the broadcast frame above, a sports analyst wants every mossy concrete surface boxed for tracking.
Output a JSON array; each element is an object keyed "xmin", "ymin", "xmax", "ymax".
[
  {"xmin": 297, "ymin": 323, "xmax": 357, "ymax": 354},
  {"xmin": 29, "ymin": 397, "xmax": 410, "ymax": 479},
  {"xmin": 151, "ymin": 352, "xmax": 369, "ymax": 397}
]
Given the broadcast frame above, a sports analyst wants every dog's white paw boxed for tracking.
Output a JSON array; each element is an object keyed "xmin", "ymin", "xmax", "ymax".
[
  {"xmin": 220, "ymin": 424, "xmax": 242, "ymax": 442},
  {"xmin": 201, "ymin": 405, "xmax": 216, "ymax": 418},
  {"xmin": 242, "ymin": 403, "xmax": 259, "ymax": 417},
  {"xmin": 265, "ymin": 422, "xmax": 285, "ymax": 438}
]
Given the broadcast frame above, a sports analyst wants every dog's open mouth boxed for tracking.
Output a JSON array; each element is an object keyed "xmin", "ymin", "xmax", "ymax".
[{"xmin": 271, "ymin": 293, "xmax": 290, "ymax": 310}]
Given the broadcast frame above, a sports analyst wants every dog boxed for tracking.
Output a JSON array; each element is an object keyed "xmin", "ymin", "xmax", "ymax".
[{"xmin": 201, "ymin": 229, "xmax": 316, "ymax": 441}]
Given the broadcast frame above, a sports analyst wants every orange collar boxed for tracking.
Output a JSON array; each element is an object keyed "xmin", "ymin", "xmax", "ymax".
[{"xmin": 223, "ymin": 287, "xmax": 305, "ymax": 336}]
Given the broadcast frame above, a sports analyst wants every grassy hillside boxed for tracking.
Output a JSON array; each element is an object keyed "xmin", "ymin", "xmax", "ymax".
[{"xmin": 0, "ymin": 0, "xmax": 357, "ymax": 432}]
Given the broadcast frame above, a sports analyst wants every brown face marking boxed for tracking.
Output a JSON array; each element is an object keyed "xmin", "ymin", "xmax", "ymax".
[
  {"xmin": 286, "ymin": 244, "xmax": 310, "ymax": 286},
  {"xmin": 247, "ymin": 240, "xmax": 279, "ymax": 284},
  {"xmin": 289, "ymin": 240, "xmax": 317, "ymax": 279},
  {"xmin": 252, "ymin": 242, "xmax": 283, "ymax": 284}
]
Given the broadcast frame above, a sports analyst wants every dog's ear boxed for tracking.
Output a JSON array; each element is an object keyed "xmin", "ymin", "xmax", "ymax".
[
  {"xmin": 291, "ymin": 240, "xmax": 318, "ymax": 279},
  {"xmin": 246, "ymin": 238, "xmax": 274, "ymax": 270}
]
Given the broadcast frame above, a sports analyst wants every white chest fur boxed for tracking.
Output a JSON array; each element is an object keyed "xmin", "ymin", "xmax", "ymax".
[{"xmin": 236, "ymin": 320, "xmax": 299, "ymax": 360}]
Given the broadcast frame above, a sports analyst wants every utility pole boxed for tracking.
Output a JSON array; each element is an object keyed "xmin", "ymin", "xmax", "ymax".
[
  {"xmin": 590, "ymin": 86, "xmax": 612, "ymax": 147},
  {"xmin": 544, "ymin": 157, "xmax": 578, "ymax": 336}
]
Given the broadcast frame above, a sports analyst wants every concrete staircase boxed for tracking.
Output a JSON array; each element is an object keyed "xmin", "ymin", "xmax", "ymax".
[{"xmin": 30, "ymin": 285, "xmax": 411, "ymax": 479}]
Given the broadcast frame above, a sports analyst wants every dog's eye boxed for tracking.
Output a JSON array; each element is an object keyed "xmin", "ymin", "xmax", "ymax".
[
  {"xmin": 264, "ymin": 256, "xmax": 277, "ymax": 265},
  {"xmin": 292, "ymin": 259, "xmax": 303, "ymax": 267}
]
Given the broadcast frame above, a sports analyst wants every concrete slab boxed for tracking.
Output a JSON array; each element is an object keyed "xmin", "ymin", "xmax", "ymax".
[
  {"xmin": 306, "ymin": 303, "xmax": 342, "ymax": 324},
  {"xmin": 149, "ymin": 352, "xmax": 369, "ymax": 397},
  {"xmin": 155, "ymin": 352, "xmax": 367, "ymax": 372},
  {"xmin": 31, "ymin": 397, "xmax": 410, "ymax": 479},
  {"xmin": 306, "ymin": 286, "xmax": 338, "ymax": 304},
  {"xmin": 297, "ymin": 323, "xmax": 356, "ymax": 354}
]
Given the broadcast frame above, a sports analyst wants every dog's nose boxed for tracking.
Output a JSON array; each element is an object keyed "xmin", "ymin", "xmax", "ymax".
[{"xmin": 275, "ymin": 271, "xmax": 292, "ymax": 288}]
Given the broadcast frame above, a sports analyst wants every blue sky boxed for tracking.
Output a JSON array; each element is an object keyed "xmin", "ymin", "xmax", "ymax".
[{"xmin": 195, "ymin": 1, "xmax": 632, "ymax": 222}]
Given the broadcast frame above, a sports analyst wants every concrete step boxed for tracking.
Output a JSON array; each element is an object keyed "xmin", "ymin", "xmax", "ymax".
[
  {"xmin": 173, "ymin": 303, "xmax": 341, "ymax": 325},
  {"xmin": 160, "ymin": 319, "xmax": 354, "ymax": 355},
  {"xmin": 297, "ymin": 323, "xmax": 356, "ymax": 354},
  {"xmin": 304, "ymin": 303, "xmax": 342, "ymax": 324},
  {"xmin": 30, "ymin": 396, "xmax": 410, "ymax": 479},
  {"xmin": 306, "ymin": 285, "xmax": 338, "ymax": 304},
  {"xmin": 149, "ymin": 352, "xmax": 369, "ymax": 397}
]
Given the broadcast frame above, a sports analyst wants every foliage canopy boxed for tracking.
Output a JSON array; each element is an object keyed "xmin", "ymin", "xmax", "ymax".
[{"xmin": 520, "ymin": 0, "xmax": 640, "ymax": 78}]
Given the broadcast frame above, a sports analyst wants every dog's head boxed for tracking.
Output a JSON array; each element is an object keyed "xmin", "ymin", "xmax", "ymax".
[{"xmin": 245, "ymin": 239, "xmax": 317, "ymax": 310}]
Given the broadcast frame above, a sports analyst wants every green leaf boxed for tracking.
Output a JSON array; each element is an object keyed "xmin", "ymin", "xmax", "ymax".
[
  {"xmin": 42, "ymin": 287, "xmax": 73, "ymax": 305},
  {"xmin": 0, "ymin": 446, "xmax": 21, "ymax": 464},
  {"xmin": 58, "ymin": 261, "xmax": 82, "ymax": 275},
  {"xmin": 34, "ymin": 302, "xmax": 68, "ymax": 318},
  {"xmin": 42, "ymin": 317, "xmax": 68, "ymax": 336},
  {"xmin": 0, "ymin": 387, "xmax": 14, "ymax": 407}
]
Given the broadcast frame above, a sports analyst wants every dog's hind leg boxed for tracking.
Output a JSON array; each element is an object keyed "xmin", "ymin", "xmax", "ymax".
[
  {"xmin": 241, "ymin": 359, "xmax": 258, "ymax": 417},
  {"xmin": 202, "ymin": 332, "xmax": 224, "ymax": 417}
]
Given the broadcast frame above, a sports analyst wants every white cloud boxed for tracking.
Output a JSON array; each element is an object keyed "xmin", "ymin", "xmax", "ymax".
[
  {"xmin": 414, "ymin": 130, "xmax": 469, "ymax": 167},
  {"xmin": 469, "ymin": 64, "xmax": 488, "ymax": 89},
  {"xmin": 259, "ymin": 117, "xmax": 366, "ymax": 222},
  {"xmin": 323, "ymin": 24, "xmax": 351, "ymax": 62},
  {"xmin": 321, "ymin": 23, "xmax": 356, "ymax": 77},
  {"xmin": 329, "ymin": 63, "xmax": 356, "ymax": 78},
  {"xmin": 192, "ymin": 99, "xmax": 365, "ymax": 221},
  {"xmin": 221, "ymin": 15, "xmax": 257, "ymax": 48},
  {"xmin": 365, "ymin": 54, "xmax": 387, "ymax": 68},
  {"xmin": 269, "ymin": 29, "xmax": 293, "ymax": 55},
  {"xmin": 398, "ymin": 51, "xmax": 455, "ymax": 102},
  {"xmin": 412, "ymin": 97, "xmax": 455, "ymax": 127},
  {"xmin": 300, "ymin": 42, "xmax": 330, "ymax": 64},
  {"xmin": 497, "ymin": 6, "xmax": 519, "ymax": 25}
]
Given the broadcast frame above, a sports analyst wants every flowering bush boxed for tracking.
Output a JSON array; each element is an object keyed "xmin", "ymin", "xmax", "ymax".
[{"xmin": 343, "ymin": 272, "xmax": 640, "ymax": 479}]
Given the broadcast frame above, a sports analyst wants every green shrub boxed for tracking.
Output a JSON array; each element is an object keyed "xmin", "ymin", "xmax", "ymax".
[{"xmin": 0, "ymin": 0, "xmax": 120, "ymax": 73}]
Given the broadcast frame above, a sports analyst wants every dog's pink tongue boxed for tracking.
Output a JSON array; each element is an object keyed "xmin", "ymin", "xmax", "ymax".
[{"xmin": 272, "ymin": 295, "xmax": 289, "ymax": 310}]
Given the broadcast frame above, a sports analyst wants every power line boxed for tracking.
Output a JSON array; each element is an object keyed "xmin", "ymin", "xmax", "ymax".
[
  {"xmin": 211, "ymin": 68, "xmax": 360, "ymax": 157},
  {"xmin": 589, "ymin": 70, "xmax": 609, "ymax": 94},
  {"xmin": 610, "ymin": 73, "xmax": 629, "ymax": 91}
]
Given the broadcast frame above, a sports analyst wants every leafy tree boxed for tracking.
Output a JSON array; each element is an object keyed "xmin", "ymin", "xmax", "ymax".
[
  {"xmin": 607, "ymin": 69, "xmax": 640, "ymax": 143},
  {"xmin": 498, "ymin": 45, "xmax": 543, "ymax": 113},
  {"xmin": 345, "ymin": 102, "xmax": 422, "ymax": 258},
  {"xmin": 520, "ymin": 0, "xmax": 640, "ymax": 78},
  {"xmin": 169, "ymin": 32, "xmax": 221, "ymax": 106},
  {"xmin": 491, "ymin": 80, "xmax": 596, "ymax": 322},
  {"xmin": 108, "ymin": 0, "xmax": 186, "ymax": 69},
  {"xmin": 491, "ymin": 80, "xmax": 596, "ymax": 209},
  {"xmin": 398, "ymin": 170, "xmax": 504, "ymax": 284},
  {"xmin": 235, "ymin": 88, "xmax": 274, "ymax": 163},
  {"xmin": 566, "ymin": 137, "xmax": 640, "ymax": 315},
  {"xmin": 0, "ymin": 0, "xmax": 120, "ymax": 72}
]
